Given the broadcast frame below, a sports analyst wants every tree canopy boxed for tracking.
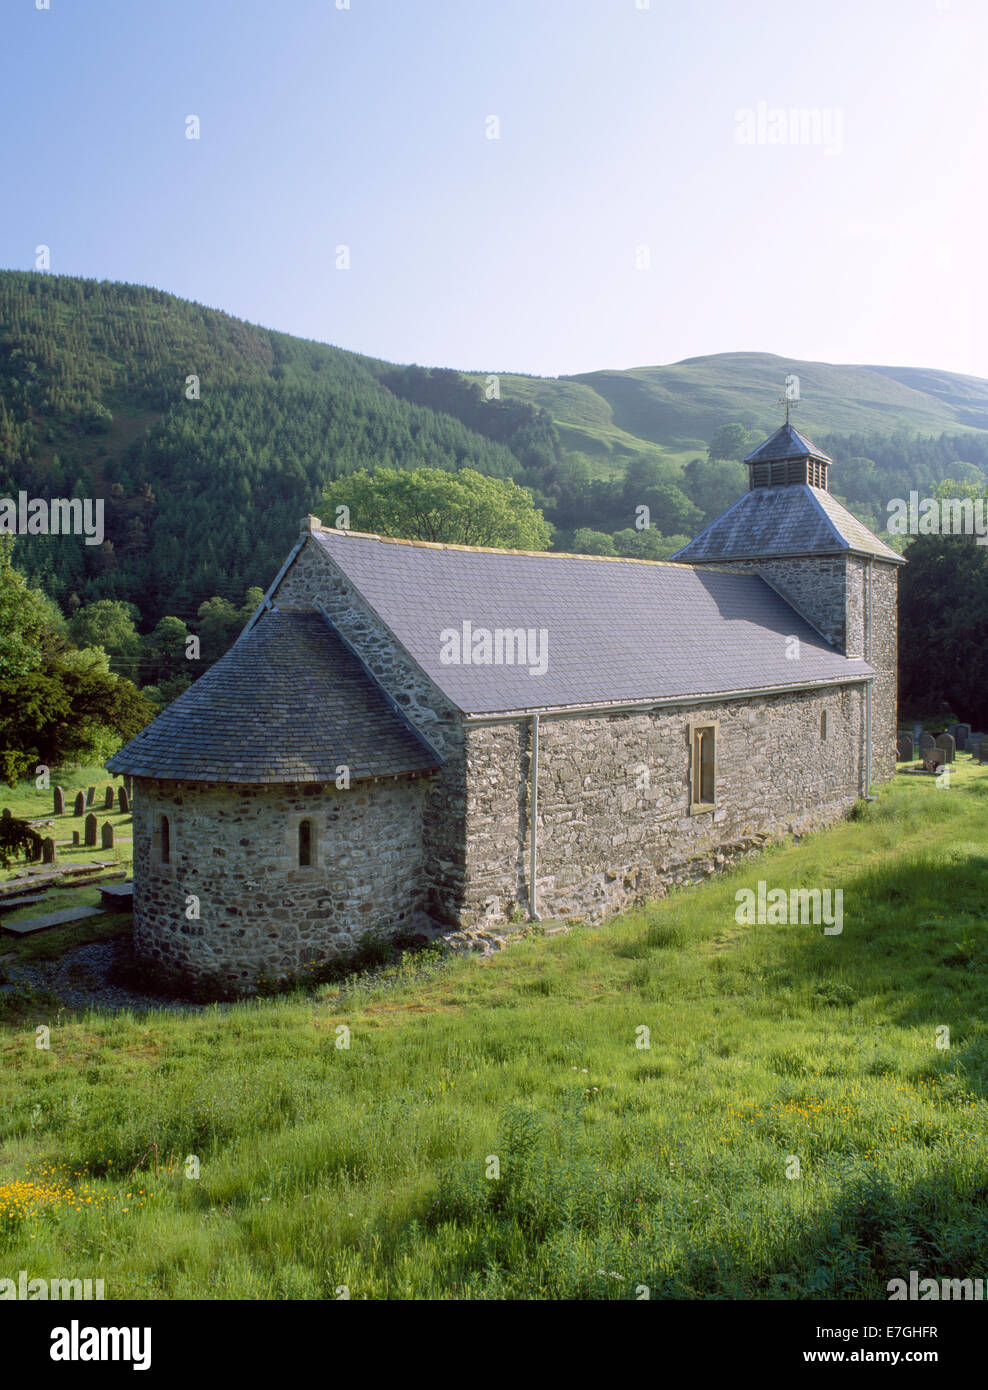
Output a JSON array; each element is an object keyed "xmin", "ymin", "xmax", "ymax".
[
  {"xmin": 0, "ymin": 540, "xmax": 155, "ymax": 786},
  {"xmin": 322, "ymin": 467, "xmax": 552, "ymax": 550}
]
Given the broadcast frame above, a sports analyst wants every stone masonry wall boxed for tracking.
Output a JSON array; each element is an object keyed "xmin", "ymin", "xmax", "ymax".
[
  {"xmin": 459, "ymin": 683, "xmax": 867, "ymax": 926},
  {"xmin": 272, "ymin": 536, "xmax": 470, "ymax": 924},
  {"xmin": 131, "ymin": 774, "xmax": 430, "ymax": 990},
  {"xmin": 699, "ymin": 554, "xmax": 899, "ymax": 786},
  {"xmin": 713, "ymin": 556, "xmax": 851, "ymax": 652},
  {"xmin": 864, "ymin": 561, "xmax": 899, "ymax": 784}
]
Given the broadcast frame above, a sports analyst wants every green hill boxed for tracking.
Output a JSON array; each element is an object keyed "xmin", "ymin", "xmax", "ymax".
[
  {"xmin": 0, "ymin": 271, "xmax": 537, "ymax": 625},
  {"xmin": 5, "ymin": 269, "xmax": 988, "ymax": 637},
  {"xmin": 469, "ymin": 352, "xmax": 988, "ymax": 462}
]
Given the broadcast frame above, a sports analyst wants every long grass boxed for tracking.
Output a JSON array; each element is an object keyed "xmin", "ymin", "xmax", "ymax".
[{"xmin": 2, "ymin": 760, "xmax": 987, "ymax": 1298}]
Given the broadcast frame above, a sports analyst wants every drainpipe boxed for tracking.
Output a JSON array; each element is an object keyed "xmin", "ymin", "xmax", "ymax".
[
  {"xmin": 529, "ymin": 714, "xmax": 541, "ymax": 921},
  {"xmin": 864, "ymin": 558, "xmax": 874, "ymax": 799}
]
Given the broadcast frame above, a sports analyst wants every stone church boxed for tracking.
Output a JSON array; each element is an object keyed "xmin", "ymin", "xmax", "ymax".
[{"xmin": 107, "ymin": 420, "xmax": 903, "ymax": 991}]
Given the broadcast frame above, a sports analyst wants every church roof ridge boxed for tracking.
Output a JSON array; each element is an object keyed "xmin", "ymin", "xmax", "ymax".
[{"xmin": 304, "ymin": 521, "xmax": 695, "ymax": 568}]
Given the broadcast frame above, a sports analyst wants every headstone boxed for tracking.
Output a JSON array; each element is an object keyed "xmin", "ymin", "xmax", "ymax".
[
  {"xmin": 935, "ymin": 733, "xmax": 956, "ymax": 764},
  {"xmin": 41, "ymin": 837, "xmax": 56, "ymax": 864},
  {"xmin": 913, "ymin": 721, "xmax": 923, "ymax": 746},
  {"xmin": 73, "ymin": 791, "xmax": 85, "ymax": 817},
  {"xmin": 86, "ymin": 786, "xmax": 96, "ymax": 807},
  {"xmin": 100, "ymin": 822, "xmax": 114, "ymax": 851},
  {"xmin": 1, "ymin": 808, "xmax": 9, "ymax": 821},
  {"xmin": 104, "ymin": 786, "xmax": 114, "ymax": 810},
  {"xmin": 72, "ymin": 831, "xmax": 80, "ymax": 846},
  {"xmin": 953, "ymin": 723, "xmax": 972, "ymax": 748},
  {"xmin": 84, "ymin": 812, "xmax": 98, "ymax": 848},
  {"xmin": 966, "ymin": 731, "xmax": 986, "ymax": 753},
  {"xmin": 918, "ymin": 733, "xmax": 936, "ymax": 759},
  {"xmin": 53, "ymin": 786, "xmax": 64, "ymax": 815},
  {"xmin": 980, "ymin": 739, "xmax": 988, "ymax": 765},
  {"xmin": 896, "ymin": 732, "xmax": 914, "ymax": 762},
  {"xmin": 118, "ymin": 786, "xmax": 130, "ymax": 815}
]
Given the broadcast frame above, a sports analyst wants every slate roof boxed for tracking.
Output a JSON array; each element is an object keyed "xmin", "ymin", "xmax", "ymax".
[
  {"xmin": 311, "ymin": 529, "xmax": 874, "ymax": 716},
  {"xmin": 106, "ymin": 609, "xmax": 441, "ymax": 783},
  {"xmin": 670, "ymin": 484, "xmax": 904, "ymax": 564},
  {"xmin": 744, "ymin": 423, "xmax": 833, "ymax": 464}
]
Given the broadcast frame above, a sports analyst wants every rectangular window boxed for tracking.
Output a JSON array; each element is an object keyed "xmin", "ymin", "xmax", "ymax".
[{"xmin": 690, "ymin": 722, "xmax": 717, "ymax": 810}]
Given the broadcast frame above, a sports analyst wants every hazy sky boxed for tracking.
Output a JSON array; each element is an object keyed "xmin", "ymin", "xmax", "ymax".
[{"xmin": 3, "ymin": 0, "xmax": 985, "ymax": 378}]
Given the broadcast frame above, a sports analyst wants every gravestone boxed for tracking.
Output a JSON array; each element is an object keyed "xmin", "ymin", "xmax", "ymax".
[
  {"xmin": 104, "ymin": 786, "xmax": 114, "ymax": 810},
  {"xmin": 41, "ymin": 837, "xmax": 56, "ymax": 864},
  {"xmin": 896, "ymin": 732, "xmax": 914, "ymax": 762},
  {"xmin": 85, "ymin": 786, "xmax": 96, "ymax": 808},
  {"xmin": 118, "ymin": 786, "xmax": 130, "ymax": 815},
  {"xmin": 980, "ymin": 739, "xmax": 988, "ymax": 764},
  {"xmin": 953, "ymin": 723, "xmax": 972, "ymax": 747},
  {"xmin": 966, "ymin": 731, "xmax": 986, "ymax": 753},
  {"xmin": 72, "ymin": 831, "xmax": 80, "ymax": 846},
  {"xmin": 100, "ymin": 822, "xmax": 114, "ymax": 851},
  {"xmin": 53, "ymin": 786, "xmax": 64, "ymax": 815},
  {"xmin": 918, "ymin": 734, "xmax": 936, "ymax": 759},
  {"xmin": 935, "ymin": 733, "xmax": 956, "ymax": 764},
  {"xmin": 913, "ymin": 721, "xmax": 923, "ymax": 746},
  {"xmin": 84, "ymin": 812, "xmax": 98, "ymax": 848},
  {"xmin": 73, "ymin": 791, "xmax": 85, "ymax": 817}
]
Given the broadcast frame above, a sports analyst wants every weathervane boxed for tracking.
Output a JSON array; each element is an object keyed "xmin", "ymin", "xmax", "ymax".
[{"xmin": 779, "ymin": 373, "xmax": 800, "ymax": 425}]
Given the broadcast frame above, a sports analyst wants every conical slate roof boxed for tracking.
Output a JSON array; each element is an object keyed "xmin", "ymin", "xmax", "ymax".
[
  {"xmin": 670, "ymin": 484, "xmax": 903, "ymax": 565},
  {"xmin": 106, "ymin": 609, "xmax": 441, "ymax": 783},
  {"xmin": 743, "ymin": 423, "xmax": 833, "ymax": 464}
]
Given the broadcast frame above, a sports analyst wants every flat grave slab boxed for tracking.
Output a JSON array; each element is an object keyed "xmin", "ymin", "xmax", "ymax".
[
  {"xmin": 0, "ymin": 892, "xmax": 51, "ymax": 913},
  {"xmin": 0, "ymin": 905, "xmax": 104, "ymax": 937},
  {"xmin": 0, "ymin": 861, "xmax": 116, "ymax": 897},
  {"xmin": 99, "ymin": 881, "xmax": 134, "ymax": 910}
]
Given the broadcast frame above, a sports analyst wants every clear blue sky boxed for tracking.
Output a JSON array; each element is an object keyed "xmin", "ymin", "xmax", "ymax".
[{"xmin": 3, "ymin": 0, "xmax": 986, "ymax": 378}]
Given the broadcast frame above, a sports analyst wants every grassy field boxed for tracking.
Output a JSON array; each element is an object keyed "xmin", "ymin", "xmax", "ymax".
[{"xmin": 2, "ymin": 760, "xmax": 988, "ymax": 1299}]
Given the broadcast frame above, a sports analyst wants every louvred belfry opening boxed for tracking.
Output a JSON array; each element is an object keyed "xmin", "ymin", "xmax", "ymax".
[{"xmin": 744, "ymin": 423, "xmax": 832, "ymax": 491}]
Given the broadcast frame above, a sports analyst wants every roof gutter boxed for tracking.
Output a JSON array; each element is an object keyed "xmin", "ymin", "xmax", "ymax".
[{"xmin": 464, "ymin": 673, "xmax": 874, "ymax": 726}]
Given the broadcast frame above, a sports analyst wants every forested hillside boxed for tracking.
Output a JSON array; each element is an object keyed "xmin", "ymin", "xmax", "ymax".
[
  {"xmin": 0, "ymin": 273, "xmax": 547, "ymax": 628},
  {"xmin": 5, "ymin": 269, "xmax": 988, "ymax": 671}
]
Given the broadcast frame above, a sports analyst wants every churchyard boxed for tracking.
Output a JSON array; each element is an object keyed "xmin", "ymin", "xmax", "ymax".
[
  {"xmin": 1, "ymin": 754, "xmax": 987, "ymax": 1298},
  {"xmin": 0, "ymin": 764, "xmax": 133, "ymax": 989}
]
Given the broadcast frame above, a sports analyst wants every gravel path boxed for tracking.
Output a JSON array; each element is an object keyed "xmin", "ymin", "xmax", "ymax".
[{"xmin": 0, "ymin": 938, "xmax": 206, "ymax": 1014}]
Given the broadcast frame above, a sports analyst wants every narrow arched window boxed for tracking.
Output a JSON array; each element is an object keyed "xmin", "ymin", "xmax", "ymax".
[
  {"xmin": 160, "ymin": 815, "xmax": 170, "ymax": 865},
  {"xmin": 298, "ymin": 819, "xmax": 312, "ymax": 867},
  {"xmin": 821, "ymin": 710, "xmax": 829, "ymax": 741}
]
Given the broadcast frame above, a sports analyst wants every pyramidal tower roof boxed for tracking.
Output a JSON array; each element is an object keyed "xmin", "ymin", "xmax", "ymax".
[
  {"xmin": 672, "ymin": 417, "xmax": 903, "ymax": 565},
  {"xmin": 743, "ymin": 422, "xmax": 833, "ymax": 466}
]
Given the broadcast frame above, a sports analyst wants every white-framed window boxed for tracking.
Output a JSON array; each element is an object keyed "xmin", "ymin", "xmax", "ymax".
[{"xmin": 689, "ymin": 721, "xmax": 717, "ymax": 811}]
